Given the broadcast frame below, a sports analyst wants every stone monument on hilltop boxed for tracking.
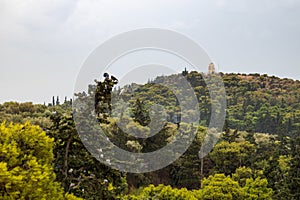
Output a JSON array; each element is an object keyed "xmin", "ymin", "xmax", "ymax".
[{"xmin": 208, "ymin": 62, "xmax": 215, "ymax": 74}]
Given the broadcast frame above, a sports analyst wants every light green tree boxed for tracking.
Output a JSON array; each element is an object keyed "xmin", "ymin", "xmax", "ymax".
[
  {"xmin": 0, "ymin": 122, "xmax": 81, "ymax": 200},
  {"xmin": 210, "ymin": 141, "xmax": 255, "ymax": 175},
  {"xmin": 122, "ymin": 184, "xmax": 197, "ymax": 200},
  {"xmin": 243, "ymin": 177, "xmax": 273, "ymax": 200},
  {"xmin": 200, "ymin": 174, "xmax": 243, "ymax": 200}
]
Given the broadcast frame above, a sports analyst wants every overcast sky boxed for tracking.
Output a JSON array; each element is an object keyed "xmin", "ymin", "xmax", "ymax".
[{"xmin": 0, "ymin": 0, "xmax": 300, "ymax": 103}]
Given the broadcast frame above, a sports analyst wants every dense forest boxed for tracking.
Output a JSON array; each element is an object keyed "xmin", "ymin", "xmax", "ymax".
[{"xmin": 1, "ymin": 71, "xmax": 300, "ymax": 199}]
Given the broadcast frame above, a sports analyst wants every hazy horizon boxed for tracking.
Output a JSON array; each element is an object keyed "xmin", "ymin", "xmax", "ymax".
[
  {"xmin": 1, "ymin": 0, "xmax": 300, "ymax": 103},
  {"xmin": 0, "ymin": 69, "xmax": 298, "ymax": 104}
]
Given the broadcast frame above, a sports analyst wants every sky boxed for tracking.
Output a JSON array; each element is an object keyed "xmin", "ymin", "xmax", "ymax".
[{"xmin": 0, "ymin": 0, "xmax": 300, "ymax": 103}]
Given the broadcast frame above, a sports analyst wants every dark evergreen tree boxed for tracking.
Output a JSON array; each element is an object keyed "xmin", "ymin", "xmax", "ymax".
[
  {"xmin": 289, "ymin": 136, "xmax": 300, "ymax": 199},
  {"xmin": 56, "ymin": 96, "xmax": 60, "ymax": 105},
  {"xmin": 131, "ymin": 98, "xmax": 150, "ymax": 126}
]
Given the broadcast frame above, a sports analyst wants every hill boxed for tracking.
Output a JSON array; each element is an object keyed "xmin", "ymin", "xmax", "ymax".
[{"xmin": 0, "ymin": 71, "xmax": 300, "ymax": 199}]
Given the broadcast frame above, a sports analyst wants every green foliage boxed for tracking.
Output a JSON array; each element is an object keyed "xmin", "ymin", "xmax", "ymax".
[
  {"xmin": 124, "ymin": 172, "xmax": 272, "ymax": 200},
  {"xmin": 0, "ymin": 122, "xmax": 81, "ymax": 200},
  {"xmin": 288, "ymin": 136, "xmax": 300, "ymax": 199},
  {"xmin": 0, "ymin": 102, "xmax": 51, "ymax": 128},
  {"xmin": 1, "ymin": 71, "xmax": 300, "ymax": 199},
  {"xmin": 123, "ymin": 184, "xmax": 197, "ymax": 200},
  {"xmin": 48, "ymin": 110, "xmax": 128, "ymax": 200},
  {"xmin": 200, "ymin": 174, "xmax": 243, "ymax": 200},
  {"xmin": 243, "ymin": 178, "xmax": 273, "ymax": 200},
  {"xmin": 232, "ymin": 167, "xmax": 253, "ymax": 187},
  {"xmin": 131, "ymin": 98, "xmax": 150, "ymax": 126},
  {"xmin": 210, "ymin": 141, "xmax": 255, "ymax": 175},
  {"xmin": 169, "ymin": 126, "xmax": 207, "ymax": 189}
]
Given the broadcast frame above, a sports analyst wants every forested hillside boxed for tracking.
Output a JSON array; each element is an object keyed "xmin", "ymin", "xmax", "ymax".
[
  {"xmin": 129, "ymin": 71, "xmax": 300, "ymax": 135},
  {"xmin": 1, "ymin": 72, "xmax": 300, "ymax": 199}
]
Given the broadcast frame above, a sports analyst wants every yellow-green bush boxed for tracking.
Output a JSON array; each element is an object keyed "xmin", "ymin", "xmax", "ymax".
[{"xmin": 0, "ymin": 122, "xmax": 82, "ymax": 200}]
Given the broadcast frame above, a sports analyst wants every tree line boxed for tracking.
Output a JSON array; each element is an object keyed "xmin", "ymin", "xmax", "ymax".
[{"xmin": 0, "ymin": 72, "xmax": 300, "ymax": 199}]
